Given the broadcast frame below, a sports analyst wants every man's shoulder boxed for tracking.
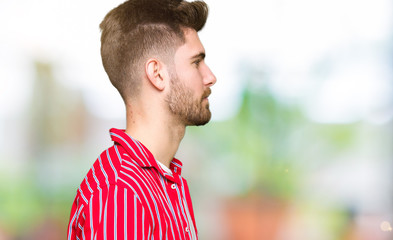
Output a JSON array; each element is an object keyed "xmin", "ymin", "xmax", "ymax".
[
  {"xmin": 89, "ymin": 144, "xmax": 151, "ymax": 185},
  {"xmin": 76, "ymin": 144, "xmax": 124, "ymax": 196},
  {"xmin": 77, "ymin": 141, "xmax": 161, "ymax": 202},
  {"xmin": 117, "ymin": 152, "xmax": 156, "ymax": 187}
]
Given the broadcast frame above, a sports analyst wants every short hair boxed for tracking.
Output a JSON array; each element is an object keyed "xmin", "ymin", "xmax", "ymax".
[{"xmin": 99, "ymin": 0, "xmax": 209, "ymax": 102}]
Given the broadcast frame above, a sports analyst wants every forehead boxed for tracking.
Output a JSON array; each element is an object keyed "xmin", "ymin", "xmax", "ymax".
[{"xmin": 174, "ymin": 28, "xmax": 205, "ymax": 59}]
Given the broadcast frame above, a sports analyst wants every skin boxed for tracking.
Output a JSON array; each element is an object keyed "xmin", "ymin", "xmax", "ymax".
[{"xmin": 125, "ymin": 27, "xmax": 217, "ymax": 168}]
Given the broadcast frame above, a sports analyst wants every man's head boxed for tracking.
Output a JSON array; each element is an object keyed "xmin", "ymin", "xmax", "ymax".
[
  {"xmin": 100, "ymin": 0, "xmax": 216, "ymax": 125},
  {"xmin": 100, "ymin": 0, "xmax": 208, "ymax": 99}
]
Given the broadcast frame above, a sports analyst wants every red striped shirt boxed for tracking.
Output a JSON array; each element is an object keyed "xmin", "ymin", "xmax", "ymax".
[{"xmin": 67, "ymin": 128, "xmax": 198, "ymax": 240}]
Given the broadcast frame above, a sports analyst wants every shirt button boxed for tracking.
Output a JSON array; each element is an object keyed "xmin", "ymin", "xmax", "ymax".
[
  {"xmin": 171, "ymin": 184, "xmax": 176, "ymax": 189},
  {"xmin": 185, "ymin": 227, "xmax": 189, "ymax": 232}
]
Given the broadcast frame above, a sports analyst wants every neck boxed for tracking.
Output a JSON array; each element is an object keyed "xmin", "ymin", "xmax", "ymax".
[{"xmin": 125, "ymin": 103, "xmax": 186, "ymax": 169}]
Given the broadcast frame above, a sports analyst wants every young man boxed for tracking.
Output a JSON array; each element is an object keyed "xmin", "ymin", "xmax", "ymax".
[{"xmin": 67, "ymin": 0, "xmax": 216, "ymax": 239}]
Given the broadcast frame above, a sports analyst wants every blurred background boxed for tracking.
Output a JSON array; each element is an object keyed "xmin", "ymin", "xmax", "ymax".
[{"xmin": 1, "ymin": 0, "xmax": 392, "ymax": 239}]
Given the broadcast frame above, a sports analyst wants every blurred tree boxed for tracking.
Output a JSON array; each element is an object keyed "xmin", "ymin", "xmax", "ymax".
[
  {"xmin": 0, "ymin": 60, "xmax": 89, "ymax": 238},
  {"xmin": 29, "ymin": 61, "xmax": 87, "ymax": 156},
  {"xmin": 192, "ymin": 67, "xmax": 360, "ymax": 199},
  {"xmin": 187, "ymin": 66, "xmax": 361, "ymax": 239}
]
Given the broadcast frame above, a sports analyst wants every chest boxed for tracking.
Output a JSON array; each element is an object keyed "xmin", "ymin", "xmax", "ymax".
[{"xmin": 123, "ymin": 167, "xmax": 197, "ymax": 240}]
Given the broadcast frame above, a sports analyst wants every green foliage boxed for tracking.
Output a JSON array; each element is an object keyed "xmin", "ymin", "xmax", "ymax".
[
  {"xmin": 190, "ymin": 77, "xmax": 359, "ymax": 200},
  {"xmin": 0, "ymin": 168, "xmax": 73, "ymax": 237},
  {"xmin": 0, "ymin": 173, "xmax": 41, "ymax": 233}
]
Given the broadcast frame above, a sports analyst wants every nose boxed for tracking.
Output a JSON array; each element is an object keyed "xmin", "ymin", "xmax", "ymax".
[{"xmin": 203, "ymin": 64, "xmax": 217, "ymax": 87}]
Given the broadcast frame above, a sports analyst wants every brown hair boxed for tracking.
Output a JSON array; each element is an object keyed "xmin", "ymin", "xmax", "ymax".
[{"xmin": 99, "ymin": 0, "xmax": 209, "ymax": 102}]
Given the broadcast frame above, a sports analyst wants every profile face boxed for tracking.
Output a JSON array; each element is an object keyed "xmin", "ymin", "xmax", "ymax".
[{"xmin": 166, "ymin": 28, "xmax": 217, "ymax": 126}]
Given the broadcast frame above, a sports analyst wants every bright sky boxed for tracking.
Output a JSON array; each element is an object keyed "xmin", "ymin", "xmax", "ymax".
[{"xmin": 1, "ymin": 0, "xmax": 392, "ymax": 123}]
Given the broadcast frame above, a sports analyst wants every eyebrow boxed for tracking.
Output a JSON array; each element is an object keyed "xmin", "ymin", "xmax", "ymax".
[{"xmin": 190, "ymin": 52, "xmax": 206, "ymax": 61}]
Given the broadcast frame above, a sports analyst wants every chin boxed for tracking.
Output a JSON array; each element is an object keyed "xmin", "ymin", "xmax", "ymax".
[{"xmin": 185, "ymin": 111, "xmax": 211, "ymax": 126}]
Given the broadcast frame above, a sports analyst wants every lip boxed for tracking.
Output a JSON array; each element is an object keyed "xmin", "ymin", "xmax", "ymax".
[{"xmin": 203, "ymin": 88, "xmax": 211, "ymax": 98}]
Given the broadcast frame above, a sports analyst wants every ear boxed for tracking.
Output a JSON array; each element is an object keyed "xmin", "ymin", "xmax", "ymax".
[{"xmin": 145, "ymin": 58, "xmax": 167, "ymax": 91}]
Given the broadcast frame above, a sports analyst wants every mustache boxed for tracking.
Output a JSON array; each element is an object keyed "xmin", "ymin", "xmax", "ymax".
[{"xmin": 202, "ymin": 88, "xmax": 211, "ymax": 99}]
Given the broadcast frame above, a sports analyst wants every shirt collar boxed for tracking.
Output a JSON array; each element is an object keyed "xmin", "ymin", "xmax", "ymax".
[{"xmin": 109, "ymin": 128, "xmax": 183, "ymax": 180}]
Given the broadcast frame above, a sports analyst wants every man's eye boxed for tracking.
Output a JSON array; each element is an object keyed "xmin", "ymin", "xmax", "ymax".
[{"xmin": 193, "ymin": 60, "xmax": 201, "ymax": 67}]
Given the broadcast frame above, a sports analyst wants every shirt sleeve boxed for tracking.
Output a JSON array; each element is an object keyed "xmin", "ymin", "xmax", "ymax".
[
  {"xmin": 95, "ymin": 185, "xmax": 152, "ymax": 240},
  {"xmin": 67, "ymin": 194, "xmax": 84, "ymax": 240}
]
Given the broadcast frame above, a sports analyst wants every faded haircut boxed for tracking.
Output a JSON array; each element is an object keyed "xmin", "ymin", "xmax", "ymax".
[{"xmin": 99, "ymin": 0, "xmax": 209, "ymax": 102}]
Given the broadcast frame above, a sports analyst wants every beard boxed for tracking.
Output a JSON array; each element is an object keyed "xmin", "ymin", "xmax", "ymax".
[{"xmin": 166, "ymin": 76, "xmax": 212, "ymax": 126}]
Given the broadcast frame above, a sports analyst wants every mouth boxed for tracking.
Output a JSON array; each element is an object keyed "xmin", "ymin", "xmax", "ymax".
[{"xmin": 202, "ymin": 88, "xmax": 211, "ymax": 100}]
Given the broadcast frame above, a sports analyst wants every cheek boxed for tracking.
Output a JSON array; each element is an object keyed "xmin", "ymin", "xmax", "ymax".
[
  {"xmin": 189, "ymin": 72, "xmax": 204, "ymax": 94},
  {"xmin": 177, "ymin": 66, "xmax": 204, "ymax": 88}
]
